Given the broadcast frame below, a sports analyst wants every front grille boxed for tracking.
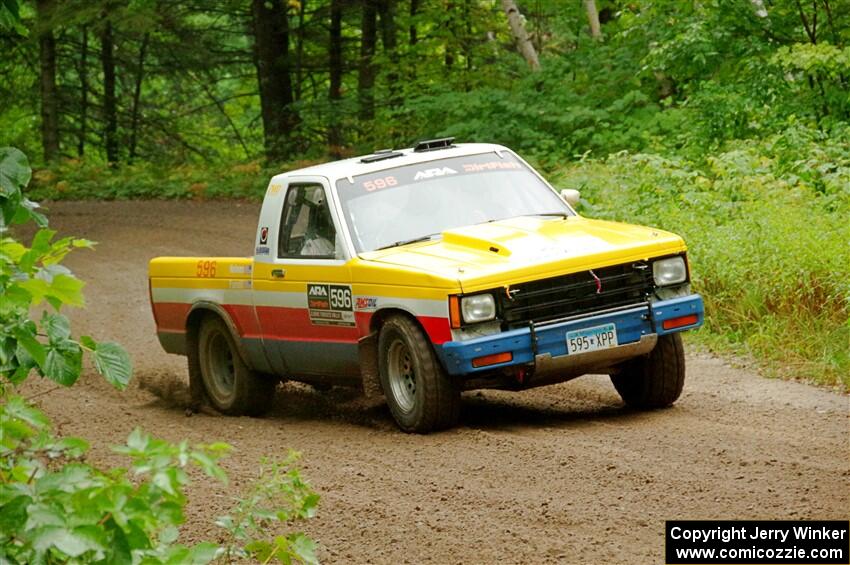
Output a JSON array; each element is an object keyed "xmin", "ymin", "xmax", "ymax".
[{"xmin": 499, "ymin": 262, "xmax": 654, "ymax": 328}]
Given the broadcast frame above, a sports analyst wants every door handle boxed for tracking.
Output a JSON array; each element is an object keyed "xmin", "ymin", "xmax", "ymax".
[{"xmin": 271, "ymin": 269, "xmax": 286, "ymax": 279}]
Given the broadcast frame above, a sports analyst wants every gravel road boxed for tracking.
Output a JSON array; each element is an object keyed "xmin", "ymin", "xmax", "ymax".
[{"xmin": 22, "ymin": 200, "xmax": 849, "ymax": 564}]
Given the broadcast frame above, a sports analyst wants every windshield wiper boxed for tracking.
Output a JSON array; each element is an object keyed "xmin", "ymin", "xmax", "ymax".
[
  {"xmin": 374, "ymin": 233, "xmax": 440, "ymax": 251},
  {"xmin": 529, "ymin": 212, "xmax": 570, "ymax": 218}
]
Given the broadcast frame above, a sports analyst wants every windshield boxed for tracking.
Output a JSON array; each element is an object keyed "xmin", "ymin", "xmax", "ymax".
[{"xmin": 336, "ymin": 152, "xmax": 571, "ymax": 252}]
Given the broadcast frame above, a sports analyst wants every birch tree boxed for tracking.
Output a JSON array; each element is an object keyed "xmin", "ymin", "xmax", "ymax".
[
  {"xmin": 500, "ymin": 0, "xmax": 540, "ymax": 70},
  {"xmin": 585, "ymin": 0, "xmax": 602, "ymax": 40}
]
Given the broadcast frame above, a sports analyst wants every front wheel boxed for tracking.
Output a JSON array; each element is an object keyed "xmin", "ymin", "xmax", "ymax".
[
  {"xmin": 198, "ymin": 316, "xmax": 275, "ymax": 416},
  {"xmin": 610, "ymin": 333, "xmax": 685, "ymax": 409},
  {"xmin": 378, "ymin": 315, "xmax": 461, "ymax": 433}
]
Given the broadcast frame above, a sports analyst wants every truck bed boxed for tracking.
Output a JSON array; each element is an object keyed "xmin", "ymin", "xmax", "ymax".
[{"xmin": 149, "ymin": 257, "xmax": 254, "ymax": 354}]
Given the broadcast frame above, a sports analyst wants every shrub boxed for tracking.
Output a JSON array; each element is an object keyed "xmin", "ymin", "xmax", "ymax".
[
  {"xmin": 1, "ymin": 147, "xmax": 320, "ymax": 564},
  {"xmin": 556, "ymin": 126, "xmax": 850, "ymax": 388}
]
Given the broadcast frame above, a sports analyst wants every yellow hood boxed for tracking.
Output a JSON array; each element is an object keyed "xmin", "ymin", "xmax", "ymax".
[{"xmin": 359, "ymin": 216, "xmax": 687, "ymax": 292}]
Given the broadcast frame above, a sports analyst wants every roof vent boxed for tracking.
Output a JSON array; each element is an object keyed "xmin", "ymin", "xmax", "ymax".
[
  {"xmin": 413, "ymin": 137, "xmax": 456, "ymax": 152},
  {"xmin": 360, "ymin": 149, "xmax": 404, "ymax": 163}
]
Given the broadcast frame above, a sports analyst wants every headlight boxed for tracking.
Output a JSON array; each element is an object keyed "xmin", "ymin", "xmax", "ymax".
[
  {"xmin": 653, "ymin": 256, "xmax": 688, "ymax": 286},
  {"xmin": 461, "ymin": 294, "xmax": 496, "ymax": 323}
]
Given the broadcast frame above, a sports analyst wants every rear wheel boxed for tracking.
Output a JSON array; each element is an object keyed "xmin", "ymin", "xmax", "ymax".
[
  {"xmin": 378, "ymin": 315, "xmax": 460, "ymax": 433},
  {"xmin": 198, "ymin": 316, "xmax": 275, "ymax": 416},
  {"xmin": 610, "ymin": 333, "xmax": 685, "ymax": 409}
]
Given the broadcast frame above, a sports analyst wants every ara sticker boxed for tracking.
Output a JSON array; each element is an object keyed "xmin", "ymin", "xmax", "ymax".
[
  {"xmin": 259, "ymin": 226, "xmax": 269, "ymax": 245},
  {"xmin": 255, "ymin": 246, "xmax": 270, "ymax": 256},
  {"xmin": 307, "ymin": 283, "xmax": 355, "ymax": 327},
  {"xmin": 413, "ymin": 167, "xmax": 457, "ymax": 181}
]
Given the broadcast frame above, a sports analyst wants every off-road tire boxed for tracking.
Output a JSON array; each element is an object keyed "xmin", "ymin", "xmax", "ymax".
[
  {"xmin": 610, "ymin": 333, "xmax": 685, "ymax": 409},
  {"xmin": 378, "ymin": 315, "xmax": 461, "ymax": 433},
  {"xmin": 197, "ymin": 316, "xmax": 275, "ymax": 416}
]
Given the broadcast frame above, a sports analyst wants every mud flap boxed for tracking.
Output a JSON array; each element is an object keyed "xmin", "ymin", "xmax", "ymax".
[
  {"xmin": 358, "ymin": 333, "xmax": 384, "ymax": 399},
  {"xmin": 186, "ymin": 329, "xmax": 208, "ymax": 412}
]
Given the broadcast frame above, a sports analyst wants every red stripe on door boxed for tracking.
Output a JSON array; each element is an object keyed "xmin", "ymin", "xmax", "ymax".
[{"xmin": 152, "ymin": 302, "xmax": 452, "ymax": 345}]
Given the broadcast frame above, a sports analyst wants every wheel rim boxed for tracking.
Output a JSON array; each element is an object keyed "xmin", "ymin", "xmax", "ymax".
[
  {"xmin": 205, "ymin": 330, "xmax": 236, "ymax": 405},
  {"xmin": 387, "ymin": 338, "xmax": 416, "ymax": 413}
]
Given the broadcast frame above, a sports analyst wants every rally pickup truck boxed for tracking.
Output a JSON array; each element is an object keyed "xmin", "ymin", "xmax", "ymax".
[{"xmin": 149, "ymin": 138, "xmax": 704, "ymax": 432}]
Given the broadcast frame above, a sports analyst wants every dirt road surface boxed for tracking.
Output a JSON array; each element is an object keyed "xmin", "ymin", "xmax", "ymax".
[{"xmin": 20, "ymin": 201, "xmax": 849, "ymax": 564}]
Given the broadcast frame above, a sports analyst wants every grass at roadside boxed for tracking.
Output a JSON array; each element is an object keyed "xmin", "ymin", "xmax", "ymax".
[{"xmin": 555, "ymin": 128, "xmax": 850, "ymax": 389}]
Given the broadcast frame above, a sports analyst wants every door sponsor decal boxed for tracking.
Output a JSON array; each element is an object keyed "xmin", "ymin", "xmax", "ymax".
[
  {"xmin": 307, "ymin": 283, "xmax": 355, "ymax": 327},
  {"xmin": 355, "ymin": 296, "xmax": 378, "ymax": 311}
]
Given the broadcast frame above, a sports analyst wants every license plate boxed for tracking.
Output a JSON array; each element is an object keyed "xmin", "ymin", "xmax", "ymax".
[{"xmin": 566, "ymin": 323, "xmax": 618, "ymax": 354}]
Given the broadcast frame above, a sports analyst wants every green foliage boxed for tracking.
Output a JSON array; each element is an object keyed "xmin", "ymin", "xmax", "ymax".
[
  {"xmin": 0, "ymin": 410, "xmax": 227, "ymax": 564},
  {"xmin": 0, "ymin": 402, "xmax": 321, "ymax": 564},
  {"xmin": 217, "ymin": 452, "xmax": 320, "ymax": 565},
  {"xmin": 559, "ymin": 125, "xmax": 850, "ymax": 388},
  {"xmin": 0, "ymin": 0, "xmax": 25, "ymax": 35},
  {"xmin": 1, "ymin": 147, "xmax": 320, "ymax": 564},
  {"xmin": 27, "ymin": 158, "xmax": 275, "ymax": 201},
  {"xmin": 0, "ymin": 404, "xmax": 321, "ymax": 564},
  {"xmin": 0, "ymin": 149, "xmax": 126, "ymax": 391},
  {"xmin": 1, "ymin": 147, "xmax": 131, "ymax": 390}
]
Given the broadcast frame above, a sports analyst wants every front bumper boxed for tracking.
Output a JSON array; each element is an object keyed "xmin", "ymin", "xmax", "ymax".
[{"xmin": 437, "ymin": 294, "xmax": 704, "ymax": 378}]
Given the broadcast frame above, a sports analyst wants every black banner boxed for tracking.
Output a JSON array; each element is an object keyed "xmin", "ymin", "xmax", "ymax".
[{"xmin": 666, "ymin": 520, "xmax": 849, "ymax": 564}]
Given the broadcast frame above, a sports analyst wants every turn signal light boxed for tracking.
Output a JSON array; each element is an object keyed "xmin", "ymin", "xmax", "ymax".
[
  {"xmin": 472, "ymin": 352, "xmax": 513, "ymax": 368},
  {"xmin": 449, "ymin": 296, "xmax": 462, "ymax": 329},
  {"xmin": 662, "ymin": 314, "xmax": 699, "ymax": 330}
]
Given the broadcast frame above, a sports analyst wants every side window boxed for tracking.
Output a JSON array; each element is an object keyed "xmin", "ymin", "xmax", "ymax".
[{"xmin": 278, "ymin": 184, "xmax": 339, "ymax": 259}]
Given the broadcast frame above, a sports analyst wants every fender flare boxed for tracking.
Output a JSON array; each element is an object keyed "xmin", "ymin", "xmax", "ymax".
[{"xmin": 187, "ymin": 301, "xmax": 252, "ymax": 367}]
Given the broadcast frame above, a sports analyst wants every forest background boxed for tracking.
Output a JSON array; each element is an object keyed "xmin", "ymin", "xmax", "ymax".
[{"xmin": 2, "ymin": 0, "xmax": 848, "ymax": 387}]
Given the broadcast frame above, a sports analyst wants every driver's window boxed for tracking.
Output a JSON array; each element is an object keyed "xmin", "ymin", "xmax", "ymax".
[{"xmin": 278, "ymin": 184, "xmax": 340, "ymax": 259}]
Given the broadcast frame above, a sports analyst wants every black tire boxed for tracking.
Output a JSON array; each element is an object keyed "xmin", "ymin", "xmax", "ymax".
[
  {"xmin": 610, "ymin": 333, "xmax": 685, "ymax": 409},
  {"xmin": 197, "ymin": 316, "xmax": 275, "ymax": 416},
  {"xmin": 378, "ymin": 315, "xmax": 461, "ymax": 433}
]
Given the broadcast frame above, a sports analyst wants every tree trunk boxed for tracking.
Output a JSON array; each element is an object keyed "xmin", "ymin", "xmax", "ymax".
[
  {"xmin": 444, "ymin": 1, "xmax": 455, "ymax": 69},
  {"xmin": 78, "ymin": 26, "xmax": 88, "ymax": 157},
  {"xmin": 378, "ymin": 0, "xmax": 399, "ymax": 108},
  {"xmin": 129, "ymin": 33, "xmax": 149, "ymax": 162},
  {"xmin": 328, "ymin": 0, "xmax": 344, "ymax": 156},
  {"xmin": 462, "ymin": 0, "xmax": 472, "ymax": 86},
  {"xmin": 37, "ymin": 0, "xmax": 60, "ymax": 162},
  {"xmin": 409, "ymin": 0, "xmax": 419, "ymax": 46},
  {"xmin": 101, "ymin": 18, "xmax": 119, "ymax": 164},
  {"xmin": 294, "ymin": 0, "xmax": 306, "ymax": 100},
  {"xmin": 584, "ymin": 0, "xmax": 602, "ymax": 40},
  {"xmin": 251, "ymin": 0, "xmax": 298, "ymax": 162},
  {"xmin": 500, "ymin": 0, "xmax": 540, "ymax": 70},
  {"xmin": 358, "ymin": 0, "xmax": 378, "ymax": 122}
]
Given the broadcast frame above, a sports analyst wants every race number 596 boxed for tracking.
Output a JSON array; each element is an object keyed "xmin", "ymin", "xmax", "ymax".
[
  {"xmin": 363, "ymin": 176, "xmax": 398, "ymax": 192},
  {"xmin": 196, "ymin": 260, "xmax": 217, "ymax": 278},
  {"xmin": 330, "ymin": 286, "xmax": 352, "ymax": 310}
]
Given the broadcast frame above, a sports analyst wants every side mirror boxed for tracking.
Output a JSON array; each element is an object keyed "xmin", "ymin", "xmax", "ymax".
[{"xmin": 560, "ymin": 189, "xmax": 581, "ymax": 207}]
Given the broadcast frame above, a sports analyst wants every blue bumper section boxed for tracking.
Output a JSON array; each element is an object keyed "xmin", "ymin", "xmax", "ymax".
[{"xmin": 437, "ymin": 294, "xmax": 704, "ymax": 376}]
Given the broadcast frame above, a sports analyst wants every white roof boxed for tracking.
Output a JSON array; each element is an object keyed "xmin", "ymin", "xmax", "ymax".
[{"xmin": 270, "ymin": 142, "xmax": 511, "ymax": 183}]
